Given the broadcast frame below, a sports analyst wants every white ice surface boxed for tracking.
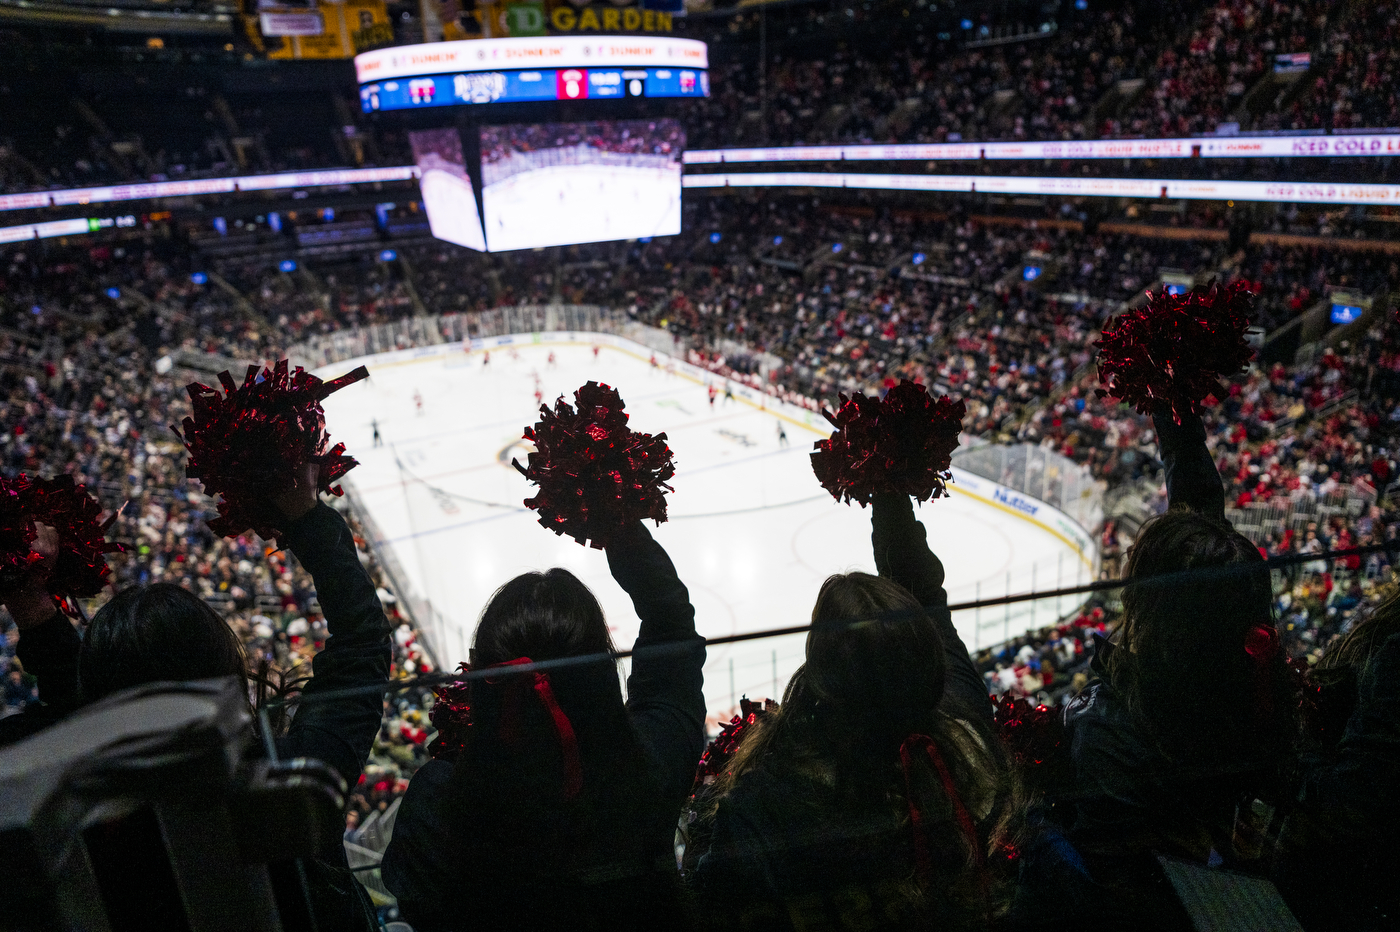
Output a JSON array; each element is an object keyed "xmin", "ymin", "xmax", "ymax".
[
  {"xmin": 481, "ymin": 164, "xmax": 681, "ymax": 251},
  {"xmin": 320, "ymin": 340, "xmax": 1093, "ymax": 724}
]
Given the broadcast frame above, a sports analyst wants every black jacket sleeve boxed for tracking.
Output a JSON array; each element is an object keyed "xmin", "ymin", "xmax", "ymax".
[
  {"xmin": 606, "ymin": 522, "xmax": 707, "ymax": 804},
  {"xmin": 1152, "ymin": 408, "xmax": 1225, "ymax": 523},
  {"xmin": 0, "ymin": 610, "xmax": 81, "ymax": 747},
  {"xmin": 14, "ymin": 610, "xmax": 81, "ymax": 711},
  {"xmin": 870, "ymin": 493, "xmax": 989, "ymax": 723},
  {"xmin": 276, "ymin": 502, "xmax": 392, "ymax": 790}
]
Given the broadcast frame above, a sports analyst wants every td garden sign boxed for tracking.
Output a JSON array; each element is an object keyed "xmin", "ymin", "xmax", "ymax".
[
  {"xmin": 461, "ymin": 1, "xmax": 682, "ymax": 40},
  {"xmin": 550, "ymin": 6, "xmax": 676, "ymax": 33}
]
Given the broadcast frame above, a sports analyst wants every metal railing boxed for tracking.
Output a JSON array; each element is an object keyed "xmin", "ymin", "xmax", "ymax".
[{"xmin": 952, "ymin": 442, "xmax": 1105, "ymax": 533}]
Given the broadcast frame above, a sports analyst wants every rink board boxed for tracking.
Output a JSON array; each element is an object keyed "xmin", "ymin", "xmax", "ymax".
[{"xmin": 318, "ymin": 333, "xmax": 1097, "ymax": 721}]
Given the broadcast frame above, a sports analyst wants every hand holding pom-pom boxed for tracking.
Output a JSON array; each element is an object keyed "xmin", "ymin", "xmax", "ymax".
[
  {"xmin": 0, "ymin": 475, "xmax": 38, "ymax": 585},
  {"xmin": 810, "ymin": 379, "xmax": 965, "ymax": 507},
  {"xmin": 1094, "ymin": 280, "xmax": 1257, "ymax": 424},
  {"xmin": 24, "ymin": 474, "xmax": 125, "ymax": 607},
  {"xmin": 172, "ymin": 359, "xmax": 368, "ymax": 540},
  {"xmin": 513, "ymin": 381, "xmax": 676, "ymax": 549},
  {"xmin": 0, "ymin": 474, "xmax": 123, "ymax": 622}
]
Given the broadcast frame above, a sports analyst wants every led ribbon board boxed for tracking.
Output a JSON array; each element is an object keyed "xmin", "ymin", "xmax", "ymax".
[{"xmin": 354, "ymin": 36, "xmax": 709, "ymax": 111}]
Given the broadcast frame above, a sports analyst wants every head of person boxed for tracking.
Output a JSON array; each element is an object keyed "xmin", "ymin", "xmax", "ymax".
[
  {"xmin": 445, "ymin": 568, "xmax": 669, "ymax": 896},
  {"xmin": 1111, "ymin": 508, "xmax": 1293, "ymax": 763},
  {"xmin": 802, "ymin": 572, "xmax": 947, "ymax": 753},
  {"xmin": 459, "ymin": 569, "xmax": 635, "ymax": 796},
  {"xmin": 471, "ymin": 568, "xmax": 615, "ymax": 671},
  {"xmin": 715, "ymin": 573, "xmax": 1019, "ymax": 919},
  {"xmin": 80, "ymin": 582, "xmax": 251, "ymax": 704}
]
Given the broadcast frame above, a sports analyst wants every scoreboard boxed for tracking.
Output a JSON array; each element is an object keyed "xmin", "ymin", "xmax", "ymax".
[{"xmin": 355, "ymin": 35, "xmax": 709, "ymax": 112}]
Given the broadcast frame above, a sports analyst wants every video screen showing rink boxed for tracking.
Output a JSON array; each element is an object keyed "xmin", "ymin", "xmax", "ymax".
[
  {"xmin": 479, "ymin": 120, "xmax": 684, "ymax": 251},
  {"xmin": 318, "ymin": 335, "xmax": 1097, "ymax": 722}
]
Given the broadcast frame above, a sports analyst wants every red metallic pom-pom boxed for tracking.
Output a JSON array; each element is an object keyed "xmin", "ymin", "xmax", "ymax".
[
  {"xmin": 512, "ymin": 381, "xmax": 676, "ymax": 549},
  {"xmin": 696, "ymin": 697, "xmax": 770, "ymax": 784},
  {"xmin": 810, "ymin": 379, "xmax": 965, "ymax": 507},
  {"xmin": 23, "ymin": 474, "xmax": 125, "ymax": 608},
  {"xmin": 1094, "ymin": 280, "xmax": 1257, "ymax": 424},
  {"xmin": 0, "ymin": 475, "xmax": 39, "ymax": 584},
  {"xmin": 428, "ymin": 663, "xmax": 473, "ymax": 762},
  {"xmin": 992, "ymin": 694, "xmax": 1071, "ymax": 795},
  {"xmin": 172, "ymin": 360, "xmax": 369, "ymax": 539}
]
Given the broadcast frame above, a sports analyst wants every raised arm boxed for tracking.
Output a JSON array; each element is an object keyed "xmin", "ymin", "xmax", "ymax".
[
  {"xmin": 276, "ymin": 491, "xmax": 392, "ymax": 789},
  {"xmin": 1152, "ymin": 407, "xmax": 1226, "ymax": 523},
  {"xmin": 871, "ymin": 493, "xmax": 989, "ymax": 723},
  {"xmin": 0, "ymin": 524, "xmax": 82, "ymax": 746},
  {"xmin": 606, "ymin": 521, "xmax": 707, "ymax": 804}
]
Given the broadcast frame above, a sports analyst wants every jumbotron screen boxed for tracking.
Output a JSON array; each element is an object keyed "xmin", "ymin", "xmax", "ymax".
[
  {"xmin": 479, "ymin": 119, "xmax": 684, "ymax": 251},
  {"xmin": 409, "ymin": 128, "xmax": 487, "ymax": 252},
  {"xmin": 356, "ymin": 36, "xmax": 708, "ymax": 112}
]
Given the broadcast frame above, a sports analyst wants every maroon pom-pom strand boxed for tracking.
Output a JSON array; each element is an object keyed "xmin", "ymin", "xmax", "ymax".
[
  {"xmin": 1094, "ymin": 280, "xmax": 1257, "ymax": 424},
  {"xmin": 696, "ymin": 697, "xmax": 770, "ymax": 784},
  {"xmin": 24, "ymin": 474, "xmax": 125, "ymax": 609},
  {"xmin": 0, "ymin": 473, "xmax": 124, "ymax": 615},
  {"xmin": 992, "ymin": 695, "xmax": 1065, "ymax": 770},
  {"xmin": 0, "ymin": 475, "xmax": 39, "ymax": 584},
  {"xmin": 428, "ymin": 663, "xmax": 473, "ymax": 762},
  {"xmin": 512, "ymin": 381, "xmax": 676, "ymax": 549},
  {"xmin": 173, "ymin": 359, "xmax": 369, "ymax": 539},
  {"xmin": 810, "ymin": 379, "xmax": 966, "ymax": 507}
]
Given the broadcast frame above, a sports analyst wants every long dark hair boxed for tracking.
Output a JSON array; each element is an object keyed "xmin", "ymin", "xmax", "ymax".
[
  {"xmin": 1107, "ymin": 508, "xmax": 1295, "ymax": 769},
  {"xmin": 442, "ymin": 569, "xmax": 678, "ymax": 918},
  {"xmin": 1316, "ymin": 581, "xmax": 1400, "ymax": 675},
  {"xmin": 1307, "ymin": 580, "xmax": 1400, "ymax": 749},
  {"xmin": 81, "ymin": 583, "xmax": 306, "ymax": 730},
  {"xmin": 712, "ymin": 573, "xmax": 1021, "ymax": 922},
  {"xmin": 81, "ymin": 583, "xmax": 253, "ymax": 703}
]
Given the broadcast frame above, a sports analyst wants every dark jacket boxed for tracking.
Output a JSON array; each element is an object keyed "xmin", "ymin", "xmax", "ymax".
[
  {"xmin": 1274, "ymin": 632, "xmax": 1400, "ymax": 932},
  {"xmin": 380, "ymin": 521, "xmax": 706, "ymax": 932},
  {"xmin": 690, "ymin": 494, "xmax": 994, "ymax": 931},
  {"xmin": 1058, "ymin": 411, "xmax": 1262, "ymax": 929},
  {"xmin": 0, "ymin": 608, "xmax": 83, "ymax": 746}
]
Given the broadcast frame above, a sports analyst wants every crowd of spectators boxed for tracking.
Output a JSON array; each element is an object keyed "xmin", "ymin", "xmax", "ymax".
[
  {"xmin": 1107, "ymin": 0, "xmax": 1337, "ymax": 139},
  {"xmin": 685, "ymin": 1, "xmax": 1177, "ymax": 148},
  {"xmin": 1263, "ymin": 0, "xmax": 1400, "ymax": 132},
  {"xmin": 4, "ymin": 1, "xmax": 1400, "ymax": 198},
  {"xmin": 2, "ymin": 193, "xmax": 1397, "ymax": 850}
]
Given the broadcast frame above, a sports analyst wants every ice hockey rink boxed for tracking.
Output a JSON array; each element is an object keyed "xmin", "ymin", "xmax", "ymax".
[
  {"xmin": 481, "ymin": 165, "xmax": 682, "ymax": 251},
  {"xmin": 318, "ymin": 335, "xmax": 1096, "ymax": 722}
]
